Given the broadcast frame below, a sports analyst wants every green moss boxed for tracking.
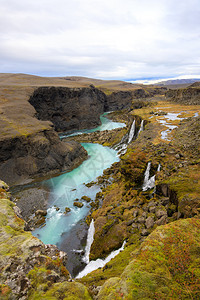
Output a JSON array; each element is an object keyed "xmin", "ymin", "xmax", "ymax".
[
  {"xmin": 99, "ymin": 218, "xmax": 200, "ymax": 299},
  {"xmin": 0, "ymin": 213, "xmax": 7, "ymax": 226},
  {"xmin": 29, "ymin": 281, "xmax": 92, "ymax": 300}
]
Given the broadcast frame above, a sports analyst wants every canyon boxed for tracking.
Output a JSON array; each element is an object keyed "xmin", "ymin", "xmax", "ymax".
[{"xmin": 0, "ymin": 74, "xmax": 200, "ymax": 299}]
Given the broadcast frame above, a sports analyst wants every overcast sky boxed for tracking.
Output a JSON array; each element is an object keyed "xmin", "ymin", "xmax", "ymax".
[{"xmin": 1, "ymin": 0, "xmax": 200, "ymax": 80}]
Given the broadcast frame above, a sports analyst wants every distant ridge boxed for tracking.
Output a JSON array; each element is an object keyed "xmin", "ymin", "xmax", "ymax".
[{"xmin": 156, "ymin": 78, "xmax": 200, "ymax": 86}]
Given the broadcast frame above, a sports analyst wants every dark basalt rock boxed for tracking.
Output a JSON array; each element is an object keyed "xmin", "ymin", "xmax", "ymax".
[
  {"xmin": 105, "ymin": 91, "xmax": 133, "ymax": 111},
  {"xmin": 0, "ymin": 129, "xmax": 88, "ymax": 185},
  {"xmin": 29, "ymin": 86, "xmax": 106, "ymax": 132},
  {"xmin": 29, "ymin": 86, "xmax": 137, "ymax": 134}
]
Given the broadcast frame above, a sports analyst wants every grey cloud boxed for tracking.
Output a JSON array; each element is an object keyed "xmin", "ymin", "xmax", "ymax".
[{"xmin": 0, "ymin": 0, "xmax": 200, "ymax": 79}]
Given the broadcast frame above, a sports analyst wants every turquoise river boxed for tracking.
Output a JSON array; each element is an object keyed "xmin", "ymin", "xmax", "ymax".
[{"xmin": 32, "ymin": 113, "xmax": 125, "ymax": 276}]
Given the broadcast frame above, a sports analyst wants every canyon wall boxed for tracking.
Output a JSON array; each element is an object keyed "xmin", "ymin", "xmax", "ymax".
[
  {"xmin": 166, "ymin": 85, "xmax": 200, "ymax": 105},
  {"xmin": 29, "ymin": 86, "xmax": 106, "ymax": 132},
  {"xmin": 0, "ymin": 129, "xmax": 87, "ymax": 185}
]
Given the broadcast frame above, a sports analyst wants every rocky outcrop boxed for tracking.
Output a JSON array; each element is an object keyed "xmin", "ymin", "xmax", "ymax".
[
  {"xmin": 0, "ymin": 129, "xmax": 87, "ymax": 185},
  {"xmin": 86, "ymin": 111, "xmax": 200, "ymax": 262},
  {"xmin": 166, "ymin": 86, "xmax": 200, "ymax": 105},
  {"xmin": 29, "ymin": 86, "xmax": 107, "ymax": 132}
]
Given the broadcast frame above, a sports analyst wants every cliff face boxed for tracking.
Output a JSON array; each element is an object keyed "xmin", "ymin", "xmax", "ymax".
[
  {"xmin": 166, "ymin": 85, "xmax": 200, "ymax": 105},
  {"xmin": 0, "ymin": 129, "xmax": 87, "ymax": 185},
  {"xmin": 105, "ymin": 87, "xmax": 166, "ymax": 111},
  {"xmin": 29, "ymin": 87, "xmax": 153, "ymax": 133},
  {"xmin": 29, "ymin": 86, "xmax": 107, "ymax": 132},
  {"xmin": 105, "ymin": 91, "xmax": 133, "ymax": 111}
]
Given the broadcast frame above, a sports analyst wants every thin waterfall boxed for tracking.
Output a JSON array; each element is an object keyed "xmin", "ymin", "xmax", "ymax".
[
  {"xmin": 142, "ymin": 162, "xmax": 151, "ymax": 191},
  {"xmin": 128, "ymin": 120, "xmax": 136, "ymax": 144},
  {"xmin": 138, "ymin": 120, "xmax": 144, "ymax": 135},
  {"xmin": 143, "ymin": 162, "xmax": 161, "ymax": 191},
  {"xmin": 114, "ymin": 133, "xmax": 128, "ymax": 156},
  {"xmin": 142, "ymin": 161, "xmax": 151, "ymax": 191},
  {"xmin": 82, "ymin": 219, "xmax": 95, "ymax": 264},
  {"xmin": 76, "ymin": 241, "xmax": 126, "ymax": 279}
]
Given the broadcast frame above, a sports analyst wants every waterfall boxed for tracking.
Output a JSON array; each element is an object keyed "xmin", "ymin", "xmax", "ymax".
[
  {"xmin": 143, "ymin": 175, "xmax": 156, "ymax": 191},
  {"xmin": 82, "ymin": 219, "xmax": 95, "ymax": 264},
  {"xmin": 142, "ymin": 162, "xmax": 161, "ymax": 191},
  {"xmin": 128, "ymin": 120, "xmax": 136, "ymax": 144},
  {"xmin": 114, "ymin": 134, "xmax": 128, "ymax": 154},
  {"xmin": 76, "ymin": 241, "xmax": 126, "ymax": 279},
  {"xmin": 138, "ymin": 120, "xmax": 144, "ymax": 135},
  {"xmin": 142, "ymin": 162, "xmax": 151, "ymax": 191},
  {"xmin": 114, "ymin": 119, "xmax": 137, "ymax": 155}
]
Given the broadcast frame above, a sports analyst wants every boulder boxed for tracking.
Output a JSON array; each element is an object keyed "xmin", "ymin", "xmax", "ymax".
[
  {"xmin": 145, "ymin": 216, "xmax": 154, "ymax": 229},
  {"xmin": 149, "ymin": 206, "xmax": 156, "ymax": 213},
  {"xmin": 137, "ymin": 216, "xmax": 146, "ymax": 224},
  {"xmin": 73, "ymin": 201, "xmax": 84, "ymax": 208},
  {"xmin": 35, "ymin": 209, "xmax": 47, "ymax": 217},
  {"xmin": 81, "ymin": 196, "xmax": 91, "ymax": 202},
  {"xmin": 155, "ymin": 215, "xmax": 168, "ymax": 226},
  {"xmin": 64, "ymin": 207, "xmax": 71, "ymax": 214},
  {"xmin": 141, "ymin": 229, "xmax": 149, "ymax": 236},
  {"xmin": 156, "ymin": 209, "xmax": 167, "ymax": 219}
]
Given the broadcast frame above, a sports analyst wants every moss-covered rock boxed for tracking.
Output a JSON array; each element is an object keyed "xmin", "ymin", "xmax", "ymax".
[
  {"xmin": 29, "ymin": 281, "xmax": 92, "ymax": 299},
  {"xmin": 81, "ymin": 196, "xmax": 91, "ymax": 202},
  {"xmin": 74, "ymin": 201, "xmax": 84, "ymax": 208},
  {"xmin": 64, "ymin": 207, "xmax": 71, "ymax": 214},
  {"xmin": 98, "ymin": 218, "xmax": 200, "ymax": 299}
]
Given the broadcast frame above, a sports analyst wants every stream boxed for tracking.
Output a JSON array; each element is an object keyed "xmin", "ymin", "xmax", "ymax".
[{"xmin": 32, "ymin": 113, "xmax": 126, "ymax": 277}]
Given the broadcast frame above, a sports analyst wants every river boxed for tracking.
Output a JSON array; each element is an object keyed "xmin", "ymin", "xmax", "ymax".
[{"xmin": 32, "ymin": 113, "xmax": 125, "ymax": 276}]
